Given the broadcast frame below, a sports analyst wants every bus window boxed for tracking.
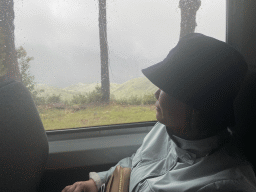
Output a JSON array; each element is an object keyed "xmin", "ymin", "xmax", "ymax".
[{"xmin": 13, "ymin": 0, "xmax": 225, "ymax": 130}]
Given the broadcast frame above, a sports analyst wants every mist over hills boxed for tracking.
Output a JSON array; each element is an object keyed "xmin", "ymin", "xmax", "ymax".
[{"xmin": 35, "ymin": 76, "xmax": 158, "ymax": 101}]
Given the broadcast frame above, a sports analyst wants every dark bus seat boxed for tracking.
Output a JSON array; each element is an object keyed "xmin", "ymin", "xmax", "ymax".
[
  {"xmin": 233, "ymin": 71, "xmax": 256, "ymax": 171},
  {"xmin": 0, "ymin": 80, "xmax": 49, "ymax": 192}
]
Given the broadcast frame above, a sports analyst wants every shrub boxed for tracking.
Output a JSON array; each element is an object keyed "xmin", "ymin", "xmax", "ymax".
[
  {"xmin": 114, "ymin": 94, "xmax": 156, "ymax": 105},
  {"xmin": 115, "ymin": 95, "xmax": 142, "ymax": 105},
  {"xmin": 127, "ymin": 95, "xmax": 142, "ymax": 105},
  {"xmin": 63, "ymin": 100, "xmax": 71, "ymax": 106},
  {"xmin": 87, "ymin": 85, "xmax": 103, "ymax": 103},
  {"xmin": 71, "ymin": 94, "xmax": 87, "ymax": 105},
  {"xmin": 115, "ymin": 98, "xmax": 129, "ymax": 105},
  {"xmin": 142, "ymin": 93, "xmax": 156, "ymax": 105},
  {"xmin": 47, "ymin": 94, "xmax": 62, "ymax": 104},
  {"xmin": 110, "ymin": 94, "xmax": 116, "ymax": 102},
  {"xmin": 34, "ymin": 96, "xmax": 46, "ymax": 105}
]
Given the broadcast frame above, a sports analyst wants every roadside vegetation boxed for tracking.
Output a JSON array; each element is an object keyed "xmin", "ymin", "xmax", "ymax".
[
  {"xmin": 17, "ymin": 46, "xmax": 157, "ymax": 130},
  {"xmin": 36, "ymin": 87, "xmax": 157, "ymax": 130}
]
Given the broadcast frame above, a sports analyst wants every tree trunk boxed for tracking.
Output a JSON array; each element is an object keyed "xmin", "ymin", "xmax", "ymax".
[
  {"xmin": 179, "ymin": 0, "xmax": 201, "ymax": 39},
  {"xmin": 0, "ymin": 0, "xmax": 21, "ymax": 82},
  {"xmin": 98, "ymin": 0, "xmax": 110, "ymax": 103}
]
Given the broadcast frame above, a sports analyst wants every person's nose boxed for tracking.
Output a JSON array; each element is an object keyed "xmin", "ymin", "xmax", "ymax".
[{"xmin": 155, "ymin": 89, "xmax": 161, "ymax": 100}]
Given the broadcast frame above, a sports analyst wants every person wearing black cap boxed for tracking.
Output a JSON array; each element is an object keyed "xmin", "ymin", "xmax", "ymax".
[
  {"xmin": 62, "ymin": 33, "xmax": 256, "ymax": 192},
  {"xmin": 141, "ymin": 32, "xmax": 248, "ymax": 140}
]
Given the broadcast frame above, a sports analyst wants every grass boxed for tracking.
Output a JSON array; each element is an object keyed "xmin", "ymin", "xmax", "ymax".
[{"xmin": 38, "ymin": 103, "xmax": 157, "ymax": 130}]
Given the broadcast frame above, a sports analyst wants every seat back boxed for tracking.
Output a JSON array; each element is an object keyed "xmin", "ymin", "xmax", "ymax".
[
  {"xmin": 233, "ymin": 71, "xmax": 256, "ymax": 169},
  {"xmin": 0, "ymin": 80, "xmax": 49, "ymax": 192}
]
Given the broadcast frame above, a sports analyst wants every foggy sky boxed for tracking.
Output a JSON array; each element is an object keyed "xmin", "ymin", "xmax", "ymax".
[{"xmin": 14, "ymin": 0, "xmax": 226, "ymax": 88}]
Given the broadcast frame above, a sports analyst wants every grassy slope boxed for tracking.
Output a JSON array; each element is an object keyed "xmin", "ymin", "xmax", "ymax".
[{"xmin": 112, "ymin": 77, "xmax": 158, "ymax": 99}]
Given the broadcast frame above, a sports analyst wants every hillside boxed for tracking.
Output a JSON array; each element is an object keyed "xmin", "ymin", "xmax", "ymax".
[
  {"xmin": 35, "ymin": 76, "xmax": 158, "ymax": 101},
  {"xmin": 112, "ymin": 77, "xmax": 158, "ymax": 99},
  {"xmin": 35, "ymin": 84, "xmax": 75, "ymax": 101}
]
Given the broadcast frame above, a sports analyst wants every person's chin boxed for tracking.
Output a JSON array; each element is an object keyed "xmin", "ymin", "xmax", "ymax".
[
  {"xmin": 156, "ymin": 111, "xmax": 160, "ymax": 120},
  {"xmin": 156, "ymin": 113, "xmax": 165, "ymax": 124}
]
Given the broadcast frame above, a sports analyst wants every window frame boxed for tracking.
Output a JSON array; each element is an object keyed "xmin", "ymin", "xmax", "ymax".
[
  {"xmin": 46, "ymin": 121, "xmax": 156, "ymax": 169},
  {"xmin": 45, "ymin": 0, "xmax": 230, "ymax": 170}
]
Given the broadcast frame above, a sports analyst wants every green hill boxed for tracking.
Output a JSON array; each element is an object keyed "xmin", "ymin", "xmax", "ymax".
[
  {"xmin": 63, "ymin": 83, "xmax": 99, "ymax": 94},
  {"xmin": 35, "ymin": 76, "xmax": 158, "ymax": 101},
  {"xmin": 112, "ymin": 77, "xmax": 158, "ymax": 99},
  {"xmin": 63, "ymin": 82, "xmax": 122, "ymax": 94},
  {"xmin": 35, "ymin": 84, "xmax": 75, "ymax": 101}
]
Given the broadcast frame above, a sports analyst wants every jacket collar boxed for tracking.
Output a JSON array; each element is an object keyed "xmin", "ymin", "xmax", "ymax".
[{"xmin": 168, "ymin": 128, "xmax": 231, "ymax": 163}]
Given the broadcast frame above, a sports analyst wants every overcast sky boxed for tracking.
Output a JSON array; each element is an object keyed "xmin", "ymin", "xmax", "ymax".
[{"xmin": 14, "ymin": 0, "xmax": 226, "ymax": 88}]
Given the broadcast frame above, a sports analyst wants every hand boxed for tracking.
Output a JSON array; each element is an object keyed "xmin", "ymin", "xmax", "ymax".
[{"xmin": 61, "ymin": 179, "xmax": 98, "ymax": 192}]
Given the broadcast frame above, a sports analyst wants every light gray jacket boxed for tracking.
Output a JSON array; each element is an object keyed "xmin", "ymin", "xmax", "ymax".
[{"xmin": 90, "ymin": 122, "xmax": 256, "ymax": 192}]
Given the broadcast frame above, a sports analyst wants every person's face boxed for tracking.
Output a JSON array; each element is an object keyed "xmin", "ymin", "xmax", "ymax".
[
  {"xmin": 154, "ymin": 89, "xmax": 226, "ymax": 140},
  {"xmin": 154, "ymin": 89, "xmax": 189, "ymax": 129}
]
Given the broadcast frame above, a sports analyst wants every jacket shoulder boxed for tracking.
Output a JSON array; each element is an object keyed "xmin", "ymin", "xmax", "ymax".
[{"xmin": 196, "ymin": 165, "xmax": 256, "ymax": 192}]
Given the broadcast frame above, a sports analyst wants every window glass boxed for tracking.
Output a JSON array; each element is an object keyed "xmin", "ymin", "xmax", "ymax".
[{"xmin": 14, "ymin": 0, "xmax": 226, "ymax": 130}]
